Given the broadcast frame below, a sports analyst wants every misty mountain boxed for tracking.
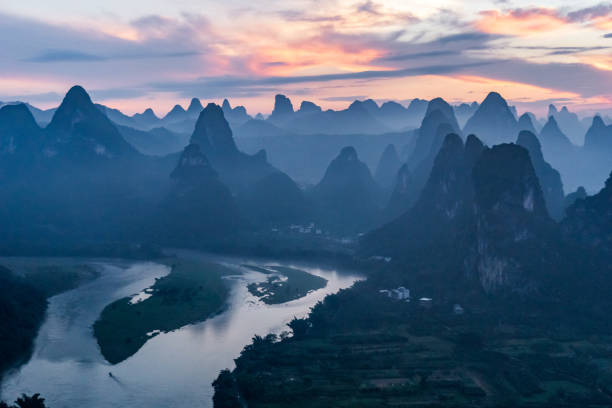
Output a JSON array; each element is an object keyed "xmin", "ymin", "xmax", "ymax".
[
  {"xmin": 158, "ymin": 143, "xmax": 242, "ymax": 244},
  {"xmin": 233, "ymin": 119, "xmax": 291, "ymax": 139},
  {"xmin": 116, "ymin": 124, "xmax": 189, "ymax": 156},
  {"xmin": 584, "ymin": 115, "xmax": 612, "ymax": 154},
  {"xmin": 131, "ymin": 108, "xmax": 159, "ymax": 128},
  {"xmin": 267, "ymin": 94, "xmax": 295, "ymax": 125},
  {"xmin": 364, "ymin": 139, "xmax": 573, "ymax": 298},
  {"xmin": 453, "ymin": 101, "xmax": 479, "ymax": 128},
  {"xmin": 310, "ymin": 146, "xmax": 382, "ymax": 233},
  {"xmin": 0, "ymin": 101, "xmax": 56, "ymax": 127},
  {"xmin": 365, "ymin": 134, "xmax": 483, "ymax": 264},
  {"xmin": 463, "ymin": 92, "xmax": 518, "ymax": 145},
  {"xmin": 46, "ymin": 86, "xmax": 138, "ymax": 160},
  {"xmin": 221, "ymin": 99, "xmax": 251, "ymax": 127},
  {"xmin": 237, "ymin": 172, "xmax": 311, "ymax": 227},
  {"xmin": 517, "ymin": 113, "xmax": 538, "ymax": 134},
  {"xmin": 265, "ymin": 94, "xmax": 425, "ymax": 136},
  {"xmin": 374, "ymin": 144, "xmax": 401, "ymax": 189},
  {"xmin": 385, "ymin": 97, "xmax": 461, "ymax": 219},
  {"xmin": 284, "ymin": 99, "xmax": 390, "ymax": 135},
  {"xmin": 516, "ymin": 130, "xmax": 565, "ymax": 220},
  {"xmin": 538, "ymin": 116, "xmax": 577, "ymax": 176},
  {"xmin": 0, "ymin": 104, "xmax": 44, "ymax": 159},
  {"xmin": 235, "ymin": 131, "xmax": 413, "ymax": 185},
  {"xmin": 548, "ymin": 104, "xmax": 588, "ymax": 145},
  {"xmin": 189, "ymin": 103, "xmax": 279, "ymax": 193}
]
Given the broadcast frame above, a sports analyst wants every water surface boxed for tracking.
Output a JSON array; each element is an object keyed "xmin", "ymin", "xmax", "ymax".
[{"xmin": 1, "ymin": 254, "xmax": 361, "ymax": 408}]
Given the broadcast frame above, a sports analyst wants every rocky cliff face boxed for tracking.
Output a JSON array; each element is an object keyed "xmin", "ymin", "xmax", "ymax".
[
  {"xmin": 471, "ymin": 144, "xmax": 553, "ymax": 294},
  {"xmin": 516, "ymin": 130, "xmax": 565, "ymax": 220},
  {"xmin": 364, "ymin": 138, "xmax": 573, "ymax": 297}
]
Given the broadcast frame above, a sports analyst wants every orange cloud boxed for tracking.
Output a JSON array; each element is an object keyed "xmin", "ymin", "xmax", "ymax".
[{"xmin": 476, "ymin": 8, "xmax": 567, "ymax": 36}]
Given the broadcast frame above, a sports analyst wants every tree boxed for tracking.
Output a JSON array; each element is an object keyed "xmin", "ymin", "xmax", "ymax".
[
  {"xmin": 9, "ymin": 394, "xmax": 46, "ymax": 408},
  {"xmin": 288, "ymin": 317, "xmax": 310, "ymax": 339}
]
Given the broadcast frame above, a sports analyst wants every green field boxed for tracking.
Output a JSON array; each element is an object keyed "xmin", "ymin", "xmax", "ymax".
[
  {"xmin": 244, "ymin": 265, "xmax": 327, "ymax": 304},
  {"xmin": 93, "ymin": 260, "xmax": 232, "ymax": 364}
]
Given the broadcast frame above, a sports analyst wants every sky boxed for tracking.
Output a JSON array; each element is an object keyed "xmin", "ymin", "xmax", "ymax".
[{"xmin": 1, "ymin": 0, "xmax": 612, "ymax": 116}]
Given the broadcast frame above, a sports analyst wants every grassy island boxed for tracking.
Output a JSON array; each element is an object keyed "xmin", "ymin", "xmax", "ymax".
[{"xmin": 94, "ymin": 260, "xmax": 232, "ymax": 364}]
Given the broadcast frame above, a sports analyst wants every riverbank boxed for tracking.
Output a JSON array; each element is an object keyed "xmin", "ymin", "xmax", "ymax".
[
  {"xmin": 0, "ymin": 258, "xmax": 101, "ymax": 381},
  {"xmin": 2, "ymin": 255, "xmax": 361, "ymax": 408},
  {"xmin": 93, "ymin": 260, "xmax": 233, "ymax": 364}
]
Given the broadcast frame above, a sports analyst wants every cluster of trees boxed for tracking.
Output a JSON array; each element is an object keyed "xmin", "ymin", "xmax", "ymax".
[{"xmin": 0, "ymin": 394, "xmax": 46, "ymax": 408}]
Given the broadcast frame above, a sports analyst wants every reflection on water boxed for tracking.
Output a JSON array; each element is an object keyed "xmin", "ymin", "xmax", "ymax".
[{"xmin": 0, "ymin": 253, "xmax": 362, "ymax": 408}]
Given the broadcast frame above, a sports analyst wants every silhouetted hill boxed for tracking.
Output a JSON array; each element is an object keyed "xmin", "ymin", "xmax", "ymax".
[
  {"xmin": 46, "ymin": 85, "xmax": 137, "ymax": 160},
  {"xmin": 548, "ymin": 104, "xmax": 587, "ymax": 145},
  {"xmin": 517, "ymin": 113, "xmax": 537, "ymax": 134},
  {"xmin": 562, "ymin": 172, "xmax": 612, "ymax": 256},
  {"xmin": 374, "ymin": 144, "xmax": 401, "ymax": 189},
  {"xmin": 311, "ymin": 146, "xmax": 382, "ymax": 233},
  {"xmin": 516, "ymin": 130, "xmax": 565, "ymax": 220},
  {"xmin": 385, "ymin": 98, "xmax": 460, "ymax": 219},
  {"xmin": 563, "ymin": 186, "xmax": 587, "ymax": 214},
  {"xmin": 116, "ymin": 125, "xmax": 188, "ymax": 156},
  {"xmin": 234, "ymin": 118, "xmax": 290, "ymax": 139},
  {"xmin": 365, "ymin": 134, "xmax": 481, "ymax": 262},
  {"xmin": 157, "ymin": 143, "xmax": 241, "ymax": 244},
  {"xmin": 453, "ymin": 101, "xmax": 479, "ymax": 128},
  {"xmin": 363, "ymin": 139, "xmax": 578, "ymax": 298},
  {"xmin": 268, "ymin": 94, "xmax": 294, "ymax": 125},
  {"xmin": 0, "ymin": 104, "xmax": 44, "ymax": 157},
  {"xmin": 463, "ymin": 92, "xmax": 517, "ymax": 145},
  {"xmin": 222, "ymin": 99, "xmax": 251, "ymax": 127},
  {"xmin": 189, "ymin": 103, "xmax": 280, "ymax": 192},
  {"xmin": 238, "ymin": 172, "xmax": 311, "ymax": 226},
  {"xmin": 584, "ymin": 115, "xmax": 612, "ymax": 153}
]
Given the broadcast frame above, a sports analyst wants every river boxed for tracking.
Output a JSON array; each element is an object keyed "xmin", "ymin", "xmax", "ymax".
[{"xmin": 0, "ymin": 253, "xmax": 362, "ymax": 407}]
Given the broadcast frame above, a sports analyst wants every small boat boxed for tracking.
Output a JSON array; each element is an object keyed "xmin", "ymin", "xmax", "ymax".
[{"xmin": 108, "ymin": 372, "xmax": 114, "ymax": 378}]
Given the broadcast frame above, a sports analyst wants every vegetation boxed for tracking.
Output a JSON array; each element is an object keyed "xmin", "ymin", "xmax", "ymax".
[
  {"xmin": 244, "ymin": 265, "xmax": 327, "ymax": 304},
  {"xmin": 0, "ymin": 394, "xmax": 47, "ymax": 408},
  {"xmin": 0, "ymin": 258, "xmax": 99, "ymax": 381},
  {"xmin": 214, "ymin": 280, "xmax": 612, "ymax": 408},
  {"xmin": 0, "ymin": 267, "xmax": 46, "ymax": 379},
  {"xmin": 94, "ymin": 260, "xmax": 233, "ymax": 364}
]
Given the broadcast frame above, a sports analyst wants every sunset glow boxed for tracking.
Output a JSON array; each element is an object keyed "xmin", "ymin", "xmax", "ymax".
[{"xmin": 1, "ymin": 0, "xmax": 612, "ymax": 116}]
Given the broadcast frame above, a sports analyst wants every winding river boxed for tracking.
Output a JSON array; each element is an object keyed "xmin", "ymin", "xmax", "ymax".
[{"xmin": 0, "ymin": 253, "xmax": 361, "ymax": 407}]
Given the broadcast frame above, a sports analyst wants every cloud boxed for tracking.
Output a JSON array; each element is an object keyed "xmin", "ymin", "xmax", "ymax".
[
  {"xmin": 476, "ymin": 4, "xmax": 612, "ymax": 36},
  {"xmin": 25, "ymin": 49, "xmax": 106, "ymax": 63},
  {"xmin": 476, "ymin": 8, "xmax": 567, "ymax": 36}
]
